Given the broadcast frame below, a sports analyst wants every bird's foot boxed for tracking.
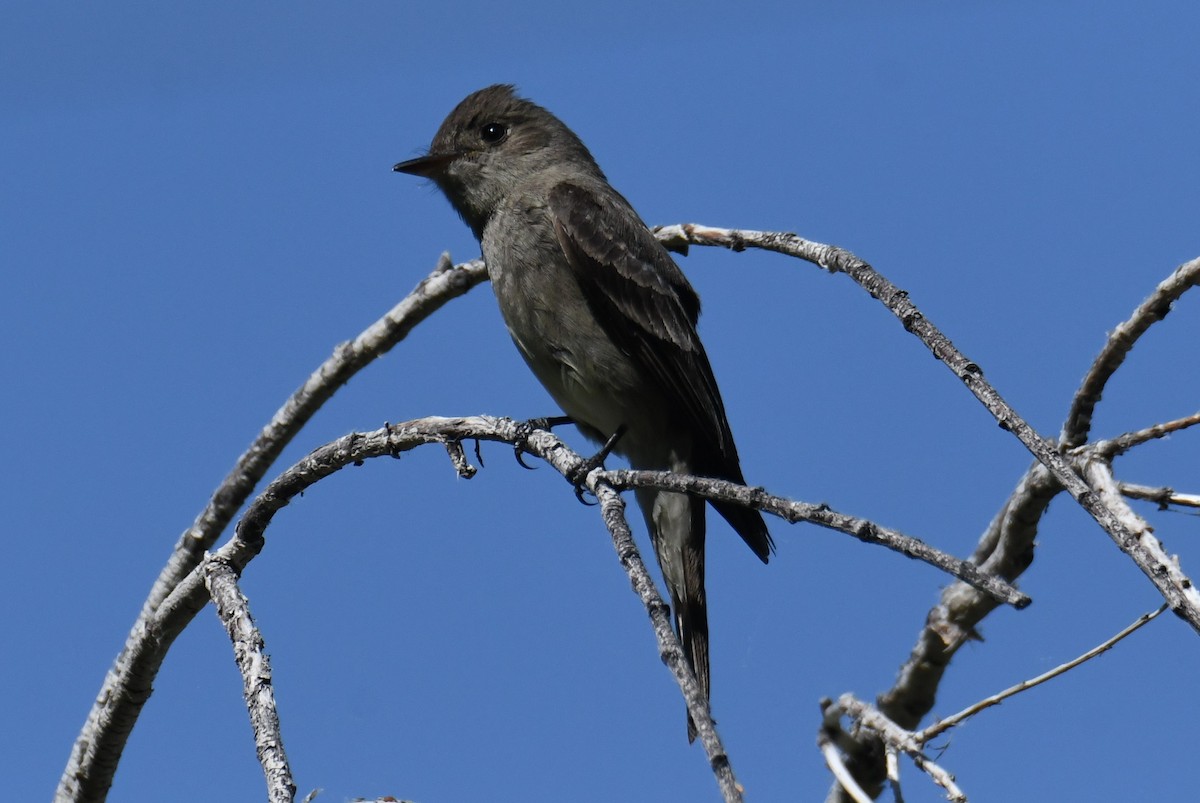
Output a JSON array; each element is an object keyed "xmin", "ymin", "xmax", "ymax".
[
  {"xmin": 567, "ymin": 424, "xmax": 627, "ymax": 505},
  {"xmin": 511, "ymin": 416, "xmax": 575, "ymax": 469}
]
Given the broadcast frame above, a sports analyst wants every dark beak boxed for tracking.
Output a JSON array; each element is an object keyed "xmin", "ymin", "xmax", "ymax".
[{"xmin": 393, "ymin": 151, "xmax": 458, "ymax": 178}]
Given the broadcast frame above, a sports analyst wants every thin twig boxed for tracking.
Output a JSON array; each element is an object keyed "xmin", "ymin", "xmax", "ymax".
[
  {"xmin": 920, "ymin": 604, "xmax": 1167, "ymax": 741},
  {"xmin": 1090, "ymin": 410, "xmax": 1200, "ymax": 459},
  {"xmin": 821, "ymin": 607, "xmax": 1167, "ymax": 801},
  {"xmin": 600, "ymin": 469, "xmax": 1028, "ymax": 608},
  {"xmin": 1118, "ymin": 482, "xmax": 1200, "ymax": 510}
]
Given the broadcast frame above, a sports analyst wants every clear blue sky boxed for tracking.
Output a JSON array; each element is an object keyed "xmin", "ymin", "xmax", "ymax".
[{"xmin": 5, "ymin": 3, "xmax": 1198, "ymax": 801}]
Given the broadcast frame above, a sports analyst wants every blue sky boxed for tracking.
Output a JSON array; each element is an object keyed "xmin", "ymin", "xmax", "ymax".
[{"xmin": 5, "ymin": 3, "xmax": 1199, "ymax": 801}]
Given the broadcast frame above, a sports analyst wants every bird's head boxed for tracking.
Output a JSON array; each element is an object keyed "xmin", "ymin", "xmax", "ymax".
[{"xmin": 394, "ymin": 84, "xmax": 602, "ymax": 237}]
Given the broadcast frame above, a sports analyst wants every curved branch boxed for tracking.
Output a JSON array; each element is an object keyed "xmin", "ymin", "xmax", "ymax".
[
  {"xmin": 63, "ymin": 222, "xmax": 1199, "ymax": 803},
  {"xmin": 1060, "ymin": 257, "xmax": 1200, "ymax": 448},
  {"xmin": 84, "ymin": 412, "xmax": 1018, "ymax": 803},
  {"xmin": 158, "ymin": 254, "xmax": 488, "ymax": 607},
  {"xmin": 204, "ymin": 559, "xmax": 296, "ymax": 803},
  {"xmin": 152, "ymin": 416, "xmax": 751, "ymax": 803},
  {"xmin": 57, "ymin": 255, "xmax": 487, "ymax": 803},
  {"xmin": 655, "ymin": 226, "xmax": 1199, "ymax": 798},
  {"xmin": 657, "ymin": 224, "xmax": 1200, "ymax": 630}
]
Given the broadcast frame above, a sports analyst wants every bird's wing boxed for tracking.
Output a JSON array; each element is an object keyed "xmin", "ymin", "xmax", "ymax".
[
  {"xmin": 548, "ymin": 181, "xmax": 773, "ymax": 561},
  {"xmin": 547, "ymin": 181, "xmax": 732, "ymax": 459}
]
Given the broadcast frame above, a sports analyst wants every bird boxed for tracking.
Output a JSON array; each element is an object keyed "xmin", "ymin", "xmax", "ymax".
[{"xmin": 394, "ymin": 84, "xmax": 772, "ymax": 741}]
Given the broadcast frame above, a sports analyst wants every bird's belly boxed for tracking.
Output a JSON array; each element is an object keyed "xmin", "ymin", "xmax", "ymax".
[
  {"xmin": 508, "ymin": 303, "xmax": 640, "ymax": 440},
  {"xmin": 484, "ymin": 219, "xmax": 676, "ymax": 460},
  {"xmin": 488, "ymin": 270, "xmax": 643, "ymax": 438}
]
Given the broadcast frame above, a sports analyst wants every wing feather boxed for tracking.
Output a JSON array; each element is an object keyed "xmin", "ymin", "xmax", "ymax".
[{"xmin": 547, "ymin": 181, "xmax": 772, "ymax": 562}]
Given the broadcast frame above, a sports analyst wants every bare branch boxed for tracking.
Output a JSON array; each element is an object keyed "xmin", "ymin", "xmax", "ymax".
[
  {"xmin": 600, "ymin": 469, "xmax": 1029, "ymax": 609},
  {"xmin": 58, "ymin": 255, "xmax": 487, "ymax": 803},
  {"xmin": 826, "ymin": 605, "xmax": 1165, "ymax": 802},
  {"xmin": 193, "ymin": 417, "xmax": 750, "ymax": 801},
  {"xmin": 658, "ymin": 225, "xmax": 1200, "ymax": 633},
  {"xmin": 661, "ymin": 228, "xmax": 1200, "ymax": 799},
  {"xmin": 103, "ymin": 412, "xmax": 1016, "ymax": 803},
  {"xmin": 1091, "ymin": 410, "xmax": 1200, "ymax": 459},
  {"xmin": 649, "ymin": 237, "xmax": 1200, "ymax": 798},
  {"xmin": 1060, "ymin": 256, "xmax": 1200, "ymax": 448},
  {"xmin": 911, "ymin": 754, "xmax": 966, "ymax": 803},
  {"xmin": 825, "ymin": 696, "xmax": 966, "ymax": 802},
  {"xmin": 1119, "ymin": 482, "xmax": 1200, "ymax": 511},
  {"xmin": 919, "ymin": 604, "xmax": 1166, "ymax": 741},
  {"xmin": 588, "ymin": 477, "xmax": 744, "ymax": 802},
  {"xmin": 1082, "ymin": 457, "xmax": 1200, "ymax": 614},
  {"xmin": 162, "ymin": 254, "xmax": 487, "ymax": 608},
  {"xmin": 204, "ymin": 558, "xmax": 297, "ymax": 803},
  {"xmin": 847, "ymin": 460, "xmax": 1059, "ymax": 793},
  {"xmin": 820, "ymin": 736, "xmax": 873, "ymax": 803},
  {"xmin": 64, "ymin": 223, "xmax": 1198, "ymax": 802}
]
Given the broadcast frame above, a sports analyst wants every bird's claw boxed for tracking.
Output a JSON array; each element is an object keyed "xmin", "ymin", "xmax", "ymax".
[
  {"xmin": 567, "ymin": 424, "xmax": 627, "ymax": 506},
  {"xmin": 511, "ymin": 420, "xmax": 538, "ymax": 470},
  {"xmin": 514, "ymin": 449, "xmax": 537, "ymax": 470},
  {"xmin": 511, "ymin": 416, "xmax": 575, "ymax": 470}
]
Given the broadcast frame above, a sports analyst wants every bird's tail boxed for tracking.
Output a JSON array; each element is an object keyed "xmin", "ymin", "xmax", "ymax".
[
  {"xmin": 713, "ymin": 498, "xmax": 773, "ymax": 564},
  {"xmin": 638, "ymin": 486, "xmax": 710, "ymax": 742},
  {"xmin": 678, "ymin": 583, "xmax": 709, "ymax": 743}
]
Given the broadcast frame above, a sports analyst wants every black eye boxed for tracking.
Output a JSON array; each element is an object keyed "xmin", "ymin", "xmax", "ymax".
[{"xmin": 480, "ymin": 122, "xmax": 508, "ymax": 144}]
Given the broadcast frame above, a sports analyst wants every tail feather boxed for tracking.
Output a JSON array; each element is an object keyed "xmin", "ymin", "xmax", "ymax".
[
  {"xmin": 713, "ymin": 499, "xmax": 773, "ymax": 564},
  {"xmin": 676, "ymin": 589, "xmax": 709, "ymax": 743},
  {"xmin": 639, "ymin": 488, "xmax": 711, "ymax": 742},
  {"xmin": 638, "ymin": 471, "xmax": 771, "ymax": 742},
  {"xmin": 697, "ymin": 449, "xmax": 774, "ymax": 563}
]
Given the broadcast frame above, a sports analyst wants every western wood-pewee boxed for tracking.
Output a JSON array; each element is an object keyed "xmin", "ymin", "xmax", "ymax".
[{"xmin": 394, "ymin": 84, "xmax": 772, "ymax": 741}]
